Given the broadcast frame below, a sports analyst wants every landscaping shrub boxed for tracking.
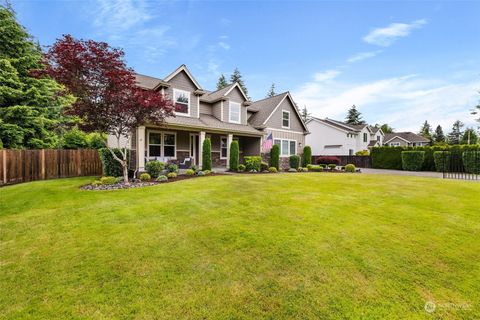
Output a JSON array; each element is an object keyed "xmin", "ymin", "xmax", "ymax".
[
  {"xmin": 309, "ymin": 165, "xmax": 323, "ymax": 172},
  {"xmin": 463, "ymin": 151, "xmax": 480, "ymax": 174},
  {"xmin": 185, "ymin": 169, "xmax": 195, "ymax": 176},
  {"xmin": 298, "ymin": 167, "xmax": 308, "ymax": 172},
  {"xmin": 91, "ymin": 180, "xmax": 102, "ymax": 186},
  {"xmin": 288, "ymin": 168, "xmax": 297, "ymax": 172},
  {"xmin": 145, "ymin": 160, "xmax": 165, "ymax": 178},
  {"xmin": 202, "ymin": 138, "xmax": 212, "ymax": 171},
  {"xmin": 203, "ymin": 170, "xmax": 211, "ymax": 175},
  {"xmin": 270, "ymin": 144, "xmax": 280, "ymax": 169},
  {"xmin": 289, "ymin": 155, "xmax": 300, "ymax": 169},
  {"xmin": 371, "ymin": 147, "xmax": 403, "ymax": 170},
  {"xmin": 328, "ymin": 164, "xmax": 336, "ymax": 170},
  {"xmin": 98, "ymin": 148, "xmax": 128, "ymax": 177},
  {"xmin": 315, "ymin": 156, "xmax": 340, "ymax": 165},
  {"xmin": 167, "ymin": 164, "xmax": 178, "ymax": 173},
  {"xmin": 167, "ymin": 172, "xmax": 177, "ymax": 179},
  {"xmin": 61, "ymin": 127, "xmax": 88, "ymax": 149},
  {"xmin": 355, "ymin": 150, "xmax": 369, "ymax": 156},
  {"xmin": 100, "ymin": 176, "xmax": 117, "ymax": 185},
  {"xmin": 302, "ymin": 146, "xmax": 312, "ymax": 167},
  {"xmin": 401, "ymin": 151, "xmax": 425, "ymax": 171},
  {"xmin": 86, "ymin": 133, "xmax": 107, "ymax": 149},
  {"xmin": 268, "ymin": 166, "xmax": 277, "ymax": 173},
  {"xmin": 345, "ymin": 164, "xmax": 356, "ymax": 173},
  {"xmin": 229, "ymin": 141, "xmax": 239, "ymax": 171},
  {"xmin": 156, "ymin": 175, "xmax": 168, "ymax": 182},
  {"xmin": 306, "ymin": 164, "xmax": 313, "ymax": 170},
  {"xmin": 433, "ymin": 151, "xmax": 450, "ymax": 172},
  {"xmin": 245, "ymin": 156, "xmax": 262, "ymax": 171},
  {"xmin": 260, "ymin": 161, "xmax": 269, "ymax": 172},
  {"xmin": 139, "ymin": 173, "xmax": 151, "ymax": 181},
  {"xmin": 238, "ymin": 164, "xmax": 246, "ymax": 172}
]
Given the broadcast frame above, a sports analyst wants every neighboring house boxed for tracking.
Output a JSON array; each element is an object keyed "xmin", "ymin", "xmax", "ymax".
[
  {"xmin": 108, "ymin": 64, "xmax": 308, "ymax": 171},
  {"xmin": 383, "ymin": 132, "xmax": 430, "ymax": 147},
  {"xmin": 305, "ymin": 118, "xmax": 384, "ymax": 156}
]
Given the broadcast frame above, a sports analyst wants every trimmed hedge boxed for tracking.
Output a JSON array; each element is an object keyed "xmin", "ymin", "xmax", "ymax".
[
  {"xmin": 371, "ymin": 147, "xmax": 403, "ymax": 170},
  {"xmin": 202, "ymin": 138, "xmax": 212, "ymax": 171},
  {"xmin": 433, "ymin": 151, "xmax": 450, "ymax": 172},
  {"xmin": 302, "ymin": 146, "xmax": 312, "ymax": 167},
  {"xmin": 229, "ymin": 140, "xmax": 239, "ymax": 171},
  {"xmin": 99, "ymin": 148, "xmax": 129, "ymax": 177},
  {"xmin": 463, "ymin": 151, "xmax": 480, "ymax": 174},
  {"xmin": 401, "ymin": 151, "xmax": 425, "ymax": 171},
  {"xmin": 289, "ymin": 155, "xmax": 300, "ymax": 169},
  {"xmin": 270, "ymin": 144, "xmax": 280, "ymax": 170}
]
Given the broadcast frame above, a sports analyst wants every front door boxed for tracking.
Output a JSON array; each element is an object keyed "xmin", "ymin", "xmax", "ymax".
[{"xmin": 190, "ymin": 134, "xmax": 199, "ymax": 165}]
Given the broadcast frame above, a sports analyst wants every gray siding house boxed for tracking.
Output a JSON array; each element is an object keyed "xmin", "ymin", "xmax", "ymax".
[
  {"xmin": 110, "ymin": 65, "xmax": 308, "ymax": 171},
  {"xmin": 384, "ymin": 132, "xmax": 430, "ymax": 147}
]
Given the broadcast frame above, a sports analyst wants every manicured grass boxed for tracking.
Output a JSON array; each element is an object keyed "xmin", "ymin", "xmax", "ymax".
[{"xmin": 1, "ymin": 174, "xmax": 479, "ymax": 319}]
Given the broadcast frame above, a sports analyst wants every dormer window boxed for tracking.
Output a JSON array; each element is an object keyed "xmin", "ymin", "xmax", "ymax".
[
  {"xmin": 229, "ymin": 102, "xmax": 241, "ymax": 123},
  {"xmin": 173, "ymin": 89, "xmax": 190, "ymax": 116},
  {"xmin": 282, "ymin": 111, "xmax": 290, "ymax": 128}
]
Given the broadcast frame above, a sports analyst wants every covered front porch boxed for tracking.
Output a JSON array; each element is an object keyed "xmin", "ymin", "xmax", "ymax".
[{"xmin": 133, "ymin": 126, "xmax": 262, "ymax": 171}]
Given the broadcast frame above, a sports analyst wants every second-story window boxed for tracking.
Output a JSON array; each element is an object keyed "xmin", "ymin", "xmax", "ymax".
[
  {"xmin": 363, "ymin": 133, "xmax": 368, "ymax": 142},
  {"xmin": 229, "ymin": 102, "xmax": 241, "ymax": 123},
  {"xmin": 173, "ymin": 89, "xmax": 190, "ymax": 115},
  {"xmin": 282, "ymin": 111, "xmax": 290, "ymax": 128}
]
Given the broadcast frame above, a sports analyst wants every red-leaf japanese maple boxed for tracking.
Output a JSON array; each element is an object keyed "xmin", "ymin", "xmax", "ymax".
[{"xmin": 45, "ymin": 35, "xmax": 174, "ymax": 183}]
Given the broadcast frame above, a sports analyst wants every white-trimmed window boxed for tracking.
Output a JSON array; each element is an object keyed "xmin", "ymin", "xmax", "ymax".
[
  {"xmin": 220, "ymin": 137, "xmax": 228, "ymax": 159},
  {"xmin": 173, "ymin": 89, "xmax": 190, "ymax": 116},
  {"xmin": 274, "ymin": 139, "xmax": 296, "ymax": 156},
  {"xmin": 148, "ymin": 131, "xmax": 176, "ymax": 158},
  {"xmin": 229, "ymin": 102, "xmax": 241, "ymax": 123},
  {"xmin": 390, "ymin": 142, "xmax": 401, "ymax": 147},
  {"xmin": 282, "ymin": 111, "xmax": 290, "ymax": 128},
  {"xmin": 363, "ymin": 133, "xmax": 368, "ymax": 142}
]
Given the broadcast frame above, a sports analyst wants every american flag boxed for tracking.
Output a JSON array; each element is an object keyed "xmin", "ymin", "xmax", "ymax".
[{"xmin": 262, "ymin": 133, "xmax": 273, "ymax": 151}]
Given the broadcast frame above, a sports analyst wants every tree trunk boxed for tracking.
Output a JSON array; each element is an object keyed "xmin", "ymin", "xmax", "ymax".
[{"xmin": 123, "ymin": 161, "xmax": 129, "ymax": 185}]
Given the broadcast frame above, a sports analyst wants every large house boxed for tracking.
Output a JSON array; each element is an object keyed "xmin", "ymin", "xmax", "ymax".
[
  {"xmin": 305, "ymin": 118, "xmax": 384, "ymax": 156},
  {"xmin": 108, "ymin": 65, "xmax": 308, "ymax": 171},
  {"xmin": 383, "ymin": 132, "xmax": 430, "ymax": 147}
]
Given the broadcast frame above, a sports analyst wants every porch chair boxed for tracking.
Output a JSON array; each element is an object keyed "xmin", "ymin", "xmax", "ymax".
[{"xmin": 179, "ymin": 157, "xmax": 192, "ymax": 169}]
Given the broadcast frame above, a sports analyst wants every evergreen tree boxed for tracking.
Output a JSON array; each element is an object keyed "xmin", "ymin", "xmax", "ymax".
[
  {"xmin": 419, "ymin": 120, "xmax": 433, "ymax": 144},
  {"xmin": 460, "ymin": 128, "xmax": 478, "ymax": 145},
  {"xmin": 0, "ymin": 5, "xmax": 74, "ymax": 148},
  {"xmin": 345, "ymin": 105, "xmax": 365, "ymax": 125},
  {"xmin": 266, "ymin": 83, "xmax": 276, "ymax": 98},
  {"xmin": 230, "ymin": 68, "xmax": 249, "ymax": 99},
  {"xmin": 433, "ymin": 125, "xmax": 446, "ymax": 143},
  {"xmin": 300, "ymin": 105, "xmax": 311, "ymax": 123},
  {"xmin": 447, "ymin": 120, "xmax": 464, "ymax": 145},
  {"xmin": 216, "ymin": 74, "xmax": 228, "ymax": 90}
]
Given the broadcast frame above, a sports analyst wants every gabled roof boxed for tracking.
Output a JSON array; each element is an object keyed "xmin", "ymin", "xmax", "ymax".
[
  {"xmin": 247, "ymin": 92, "xmax": 308, "ymax": 132},
  {"xmin": 163, "ymin": 64, "xmax": 202, "ymax": 90},
  {"xmin": 201, "ymin": 82, "xmax": 249, "ymax": 103},
  {"xmin": 135, "ymin": 74, "xmax": 169, "ymax": 90},
  {"xmin": 384, "ymin": 132, "xmax": 430, "ymax": 144}
]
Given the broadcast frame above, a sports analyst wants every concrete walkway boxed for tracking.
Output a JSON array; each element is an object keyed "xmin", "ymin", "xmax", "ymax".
[{"xmin": 361, "ymin": 168, "xmax": 443, "ymax": 178}]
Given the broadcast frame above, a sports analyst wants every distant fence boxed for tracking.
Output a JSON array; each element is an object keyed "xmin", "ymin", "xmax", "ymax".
[
  {"xmin": 0, "ymin": 149, "xmax": 103, "ymax": 186},
  {"xmin": 313, "ymin": 155, "xmax": 372, "ymax": 168},
  {"xmin": 442, "ymin": 150, "xmax": 479, "ymax": 181}
]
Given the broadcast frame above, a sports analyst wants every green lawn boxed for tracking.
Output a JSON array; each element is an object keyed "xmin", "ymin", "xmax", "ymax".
[{"xmin": 1, "ymin": 174, "xmax": 479, "ymax": 319}]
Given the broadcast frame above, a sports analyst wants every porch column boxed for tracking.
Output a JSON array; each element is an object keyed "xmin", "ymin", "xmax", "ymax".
[
  {"xmin": 199, "ymin": 131, "xmax": 206, "ymax": 168},
  {"xmin": 137, "ymin": 126, "xmax": 146, "ymax": 172},
  {"xmin": 226, "ymin": 133, "xmax": 233, "ymax": 169}
]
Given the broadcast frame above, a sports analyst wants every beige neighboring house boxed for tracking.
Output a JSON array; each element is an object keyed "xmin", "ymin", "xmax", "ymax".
[
  {"xmin": 384, "ymin": 132, "xmax": 430, "ymax": 147},
  {"xmin": 107, "ymin": 64, "xmax": 308, "ymax": 171}
]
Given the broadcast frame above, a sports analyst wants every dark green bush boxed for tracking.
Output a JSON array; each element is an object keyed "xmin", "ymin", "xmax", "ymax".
[
  {"xmin": 433, "ymin": 151, "xmax": 450, "ymax": 172},
  {"xmin": 328, "ymin": 164, "xmax": 336, "ymax": 170},
  {"xmin": 289, "ymin": 155, "xmax": 300, "ymax": 169},
  {"xmin": 229, "ymin": 140, "xmax": 239, "ymax": 171},
  {"xmin": 401, "ymin": 151, "xmax": 425, "ymax": 171},
  {"xmin": 167, "ymin": 163, "xmax": 178, "ymax": 173},
  {"xmin": 302, "ymin": 146, "xmax": 312, "ymax": 166},
  {"xmin": 62, "ymin": 128, "xmax": 88, "ymax": 149},
  {"xmin": 202, "ymin": 138, "xmax": 212, "ymax": 171},
  {"xmin": 86, "ymin": 133, "xmax": 107, "ymax": 149},
  {"xmin": 463, "ymin": 151, "xmax": 480, "ymax": 174},
  {"xmin": 270, "ymin": 144, "xmax": 280, "ymax": 170},
  {"xmin": 245, "ymin": 156, "xmax": 262, "ymax": 171},
  {"xmin": 371, "ymin": 147, "xmax": 404, "ymax": 169},
  {"xmin": 99, "ymin": 148, "xmax": 128, "ymax": 177},
  {"xmin": 238, "ymin": 164, "xmax": 246, "ymax": 172},
  {"xmin": 145, "ymin": 160, "xmax": 165, "ymax": 178},
  {"xmin": 260, "ymin": 161, "xmax": 268, "ymax": 171}
]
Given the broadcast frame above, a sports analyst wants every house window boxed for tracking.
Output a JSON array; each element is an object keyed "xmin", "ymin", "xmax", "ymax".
[
  {"xmin": 390, "ymin": 142, "xmax": 401, "ymax": 147},
  {"xmin": 363, "ymin": 133, "xmax": 368, "ymax": 142},
  {"xmin": 173, "ymin": 89, "xmax": 190, "ymax": 115},
  {"xmin": 163, "ymin": 133, "xmax": 176, "ymax": 157},
  {"xmin": 220, "ymin": 137, "xmax": 228, "ymax": 159},
  {"xmin": 349, "ymin": 149, "xmax": 354, "ymax": 156},
  {"xmin": 229, "ymin": 102, "xmax": 241, "ymax": 123},
  {"xmin": 377, "ymin": 135, "xmax": 380, "ymax": 142},
  {"xmin": 282, "ymin": 111, "xmax": 290, "ymax": 128},
  {"xmin": 149, "ymin": 133, "xmax": 162, "ymax": 157},
  {"xmin": 274, "ymin": 138, "xmax": 296, "ymax": 156}
]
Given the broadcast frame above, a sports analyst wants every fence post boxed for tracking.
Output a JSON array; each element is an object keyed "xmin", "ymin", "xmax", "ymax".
[
  {"xmin": 2, "ymin": 150, "xmax": 6, "ymax": 184},
  {"xmin": 77, "ymin": 150, "xmax": 82, "ymax": 176},
  {"xmin": 41, "ymin": 149, "xmax": 46, "ymax": 180}
]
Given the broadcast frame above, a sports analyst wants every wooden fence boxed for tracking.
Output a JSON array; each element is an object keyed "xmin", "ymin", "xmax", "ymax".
[
  {"xmin": 313, "ymin": 155, "xmax": 372, "ymax": 168},
  {"xmin": 0, "ymin": 149, "xmax": 103, "ymax": 186}
]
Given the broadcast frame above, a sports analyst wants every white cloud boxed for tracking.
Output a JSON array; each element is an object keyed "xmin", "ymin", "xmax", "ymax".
[
  {"xmin": 313, "ymin": 70, "xmax": 341, "ymax": 82},
  {"xmin": 363, "ymin": 19, "xmax": 427, "ymax": 47},
  {"xmin": 347, "ymin": 50, "xmax": 383, "ymax": 63},
  {"xmin": 218, "ymin": 41, "xmax": 230, "ymax": 50},
  {"xmin": 94, "ymin": 0, "xmax": 152, "ymax": 33},
  {"xmin": 293, "ymin": 73, "xmax": 480, "ymax": 131}
]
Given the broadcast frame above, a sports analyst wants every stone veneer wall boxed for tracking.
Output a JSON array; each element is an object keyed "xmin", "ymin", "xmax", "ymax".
[
  {"xmin": 261, "ymin": 153, "xmax": 290, "ymax": 170},
  {"xmin": 212, "ymin": 151, "xmax": 226, "ymax": 167}
]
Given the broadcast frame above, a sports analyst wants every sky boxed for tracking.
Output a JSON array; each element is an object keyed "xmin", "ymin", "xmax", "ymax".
[{"xmin": 11, "ymin": 0, "xmax": 480, "ymax": 132}]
